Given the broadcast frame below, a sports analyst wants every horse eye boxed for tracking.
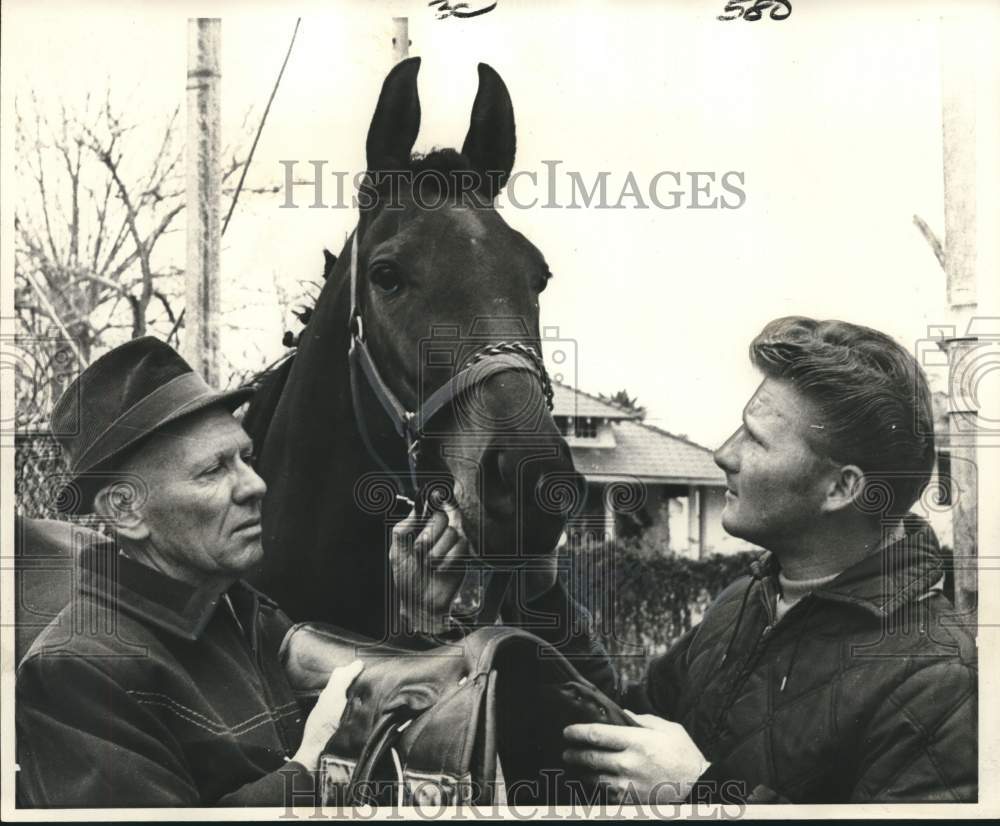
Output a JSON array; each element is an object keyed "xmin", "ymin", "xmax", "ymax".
[{"xmin": 369, "ymin": 264, "xmax": 403, "ymax": 295}]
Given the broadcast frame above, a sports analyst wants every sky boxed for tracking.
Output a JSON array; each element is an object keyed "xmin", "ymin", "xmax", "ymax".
[{"xmin": 3, "ymin": 0, "xmax": 989, "ymax": 450}]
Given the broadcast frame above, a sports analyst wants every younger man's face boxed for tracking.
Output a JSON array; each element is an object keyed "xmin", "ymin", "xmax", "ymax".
[{"xmin": 713, "ymin": 378, "xmax": 836, "ymax": 552}]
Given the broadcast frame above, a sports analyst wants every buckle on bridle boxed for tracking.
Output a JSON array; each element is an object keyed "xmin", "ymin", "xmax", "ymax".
[
  {"xmin": 404, "ymin": 412, "xmax": 421, "ymax": 457},
  {"xmin": 350, "ymin": 312, "xmax": 365, "ymax": 344}
]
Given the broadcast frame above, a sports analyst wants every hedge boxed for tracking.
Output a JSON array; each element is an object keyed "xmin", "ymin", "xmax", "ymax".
[{"xmin": 566, "ymin": 537, "xmax": 756, "ymax": 683}]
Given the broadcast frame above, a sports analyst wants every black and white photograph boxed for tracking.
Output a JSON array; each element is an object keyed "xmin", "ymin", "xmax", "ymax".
[{"xmin": 1, "ymin": 0, "xmax": 997, "ymax": 818}]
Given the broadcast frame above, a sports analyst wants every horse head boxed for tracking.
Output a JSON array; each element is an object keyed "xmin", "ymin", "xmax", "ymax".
[
  {"xmin": 248, "ymin": 59, "xmax": 582, "ymax": 629},
  {"xmin": 355, "ymin": 58, "xmax": 583, "ymax": 573}
]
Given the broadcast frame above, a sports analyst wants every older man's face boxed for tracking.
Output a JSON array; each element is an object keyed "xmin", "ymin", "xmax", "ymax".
[
  {"xmin": 123, "ymin": 406, "xmax": 267, "ymax": 583},
  {"xmin": 713, "ymin": 378, "xmax": 835, "ymax": 553}
]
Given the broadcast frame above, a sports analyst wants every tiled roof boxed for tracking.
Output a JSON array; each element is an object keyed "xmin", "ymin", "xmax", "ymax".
[
  {"xmin": 551, "ymin": 382, "xmax": 641, "ymax": 420},
  {"xmin": 552, "ymin": 383, "xmax": 723, "ymax": 484},
  {"xmin": 569, "ymin": 420, "xmax": 725, "ymax": 486}
]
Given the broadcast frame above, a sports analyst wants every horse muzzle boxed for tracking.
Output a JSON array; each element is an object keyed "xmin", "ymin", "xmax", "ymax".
[{"xmin": 476, "ymin": 436, "xmax": 585, "ymax": 562}]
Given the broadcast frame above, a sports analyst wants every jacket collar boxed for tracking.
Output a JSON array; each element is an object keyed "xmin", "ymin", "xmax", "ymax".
[
  {"xmin": 76, "ymin": 540, "xmax": 272, "ymax": 642},
  {"xmin": 749, "ymin": 514, "xmax": 945, "ymax": 619}
]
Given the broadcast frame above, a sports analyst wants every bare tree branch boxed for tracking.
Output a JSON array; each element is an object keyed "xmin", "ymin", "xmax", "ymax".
[
  {"xmin": 14, "ymin": 89, "xmax": 276, "ymax": 429},
  {"xmin": 913, "ymin": 214, "xmax": 946, "ymax": 271}
]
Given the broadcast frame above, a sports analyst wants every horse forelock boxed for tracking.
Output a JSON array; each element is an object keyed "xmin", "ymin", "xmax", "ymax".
[
  {"xmin": 407, "ymin": 148, "xmax": 474, "ymax": 177},
  {"xmin": 364, "ymin": 148, "xmax": 499, "ymax": 208}
]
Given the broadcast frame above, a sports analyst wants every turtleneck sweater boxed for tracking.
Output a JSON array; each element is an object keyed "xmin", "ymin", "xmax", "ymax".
[{"xmin": 775, "ymin": 570, "xmax": 840, "ymax": 621}]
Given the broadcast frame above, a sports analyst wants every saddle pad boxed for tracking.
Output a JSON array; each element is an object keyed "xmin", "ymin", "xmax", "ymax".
[{"xmin": 280, "ymin": 623, "xmax": 636, "ymax": 806}]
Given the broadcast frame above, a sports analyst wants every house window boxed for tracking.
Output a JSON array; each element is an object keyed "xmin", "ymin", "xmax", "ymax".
[
  {"xmin": 555, "ymin": 416, "xmax": 572, "ymax": 438},
  {"xmin": 574, "ymin": 417, "xmax": 598, "ymax": 438}
]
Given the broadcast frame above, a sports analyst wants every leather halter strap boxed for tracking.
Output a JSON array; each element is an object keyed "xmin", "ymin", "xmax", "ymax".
[{"xmin": 346, "ymin": 230, "xmax": 554, "ymax": 498}]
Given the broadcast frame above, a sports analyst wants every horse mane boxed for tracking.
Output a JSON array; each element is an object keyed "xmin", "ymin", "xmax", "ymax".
[
  {"xmin": 241, "ymin": 353, "xmax": 294, "ymax": 450},
  {"xmin": 241, "ymin": 245, "xmax": 339, "ymax": 448}
]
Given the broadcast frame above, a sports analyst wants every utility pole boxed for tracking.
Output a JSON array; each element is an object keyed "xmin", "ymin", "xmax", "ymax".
[
  {"xmin": 937, "ymin": 13, "xmax": 995, "ymax": 624},
  {"xmin": 392, "ymin": 17, "xmax": 410, "ymax": 63},
  {"xmin": 184, "ymin": 18, "xmax": 221, "ymax": 386}
]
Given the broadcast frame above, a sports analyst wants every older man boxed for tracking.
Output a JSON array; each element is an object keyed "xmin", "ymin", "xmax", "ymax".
[
  {"xmin": 563, "ymin": 317, "xmax": 977, "ymax": 804},
  {"xmin": 15, "ymin": 337, "xmax": 465, "ymax": 807}
]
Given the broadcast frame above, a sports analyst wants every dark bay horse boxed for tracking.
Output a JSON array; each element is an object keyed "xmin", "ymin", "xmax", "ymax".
[{"xmin": 244, "ymin": 58, "xmax": 583, "ymax": 636}]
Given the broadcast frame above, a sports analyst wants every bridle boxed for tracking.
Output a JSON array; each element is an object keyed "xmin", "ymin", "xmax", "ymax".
[{"xmin": 346, "ymin": 230, "xmax": 555, "ymax": 500}]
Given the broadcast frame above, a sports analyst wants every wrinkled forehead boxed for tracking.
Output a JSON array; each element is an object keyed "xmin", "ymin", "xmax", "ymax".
[{"xmin": 128, "ymin": 406, "xmax": 251, "ymax": 470}]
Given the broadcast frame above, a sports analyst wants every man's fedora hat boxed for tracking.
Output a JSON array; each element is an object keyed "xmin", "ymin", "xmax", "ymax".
[{"xmin": 50, "ymin": 337, "xmax": 254, "ymax": 515}]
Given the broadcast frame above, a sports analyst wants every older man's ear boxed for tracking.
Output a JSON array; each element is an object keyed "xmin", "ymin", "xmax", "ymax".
[{"xmin": 93, "ymin": 483, "xmax": 150, "ymax": 542}]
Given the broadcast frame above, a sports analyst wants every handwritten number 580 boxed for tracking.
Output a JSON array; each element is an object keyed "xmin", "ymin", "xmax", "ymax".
[{"xmin": 718, "ymin": 0, "xmax": 792, "ymax": 22}]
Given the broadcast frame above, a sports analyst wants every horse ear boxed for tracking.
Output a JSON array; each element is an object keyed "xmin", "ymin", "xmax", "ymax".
[
  {"xmin": 461, "ymin": 63, "xmax": 516, "ymax": 200},
  {"xmin": 366, "ymin": 57, "xmax": 421, "ymax": 174},
  {"xmin": 322, "ymin": 249, "xmax": 337, "ymax": 280}
]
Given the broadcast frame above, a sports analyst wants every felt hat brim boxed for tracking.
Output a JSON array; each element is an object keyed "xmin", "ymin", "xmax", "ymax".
[{"xmin": 53, "ymin": 380, "xmax": 254, "ymax": 515}]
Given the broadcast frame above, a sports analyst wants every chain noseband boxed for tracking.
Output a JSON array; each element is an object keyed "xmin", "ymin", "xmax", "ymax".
[
  {"xmin": 346, "ymin": 231, "xmax": 554, "ymax": 498},
  {"xmin": 460, "ymin": 340, "xmax": 554, "ymax": 411}
]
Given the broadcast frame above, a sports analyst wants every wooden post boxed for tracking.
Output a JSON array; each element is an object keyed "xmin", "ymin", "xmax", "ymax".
[
  {"xmin": 698, "ymin": 485, "xmax": 709, "ymax": 559},
  {"xmin": 602, "ymin": 484, "xmax": 615, "ymax": 541},
  {"xmin": 687, "ymin": 485, "xmax": 700, "ymax": 559},
  {"xmin": 938, "ymin": 14, "xmax": 989, "ymax": 623},
  {"xmin": 392, "ymin": 17, "xmax": 410, "ymax": 63},
  {"xmin": 184, "ymin": 18, "xmax": 221, "ymax": 386}
]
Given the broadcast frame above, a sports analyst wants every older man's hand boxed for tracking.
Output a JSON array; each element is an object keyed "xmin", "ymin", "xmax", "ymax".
[
  {"xmin": 390, "ymin": 502, "xmax": 470, "ymax": 635},
  {"xmin": 562, "ymin": 711, "xmax": 710, "ymax": 804},
  {"xmin": 293, "ymin": 660, "xmax": 364, "ymax": 770}
]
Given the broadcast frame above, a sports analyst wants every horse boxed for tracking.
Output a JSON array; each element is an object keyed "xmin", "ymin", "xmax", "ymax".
[{"xmin": 243, "ymin": 58, "xmax": 584, "ymax": 638}]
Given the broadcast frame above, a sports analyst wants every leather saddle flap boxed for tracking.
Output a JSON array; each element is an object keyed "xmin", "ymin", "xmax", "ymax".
[
  {"xmin": 279, "ymin": 622, "xmax": 412, "ymax": 696},
  {"xmin": 282, "ymin": 623, "xmax": 636, "ymax": 804}
]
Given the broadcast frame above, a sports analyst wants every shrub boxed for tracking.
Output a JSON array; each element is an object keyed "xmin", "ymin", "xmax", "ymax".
[{"xmin": 567, "ymin": 536, "xmax": 755, "ymax": 682}]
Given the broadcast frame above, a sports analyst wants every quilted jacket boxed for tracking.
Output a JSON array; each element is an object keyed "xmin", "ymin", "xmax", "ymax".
[
  {"xmin": 621, "ymin": 516, "xmax": 977, "ymax": 803},
  {"xmin": 16, "ymin": 542, "xmax": 313, "ymax": 807}
]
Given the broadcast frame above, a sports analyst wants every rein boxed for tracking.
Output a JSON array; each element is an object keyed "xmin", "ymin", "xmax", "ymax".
[{"xmin": 346, "ymin": 230, "xmax": 555, "ymax": 500}]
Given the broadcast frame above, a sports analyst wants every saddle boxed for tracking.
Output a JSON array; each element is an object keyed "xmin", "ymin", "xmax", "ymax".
[{"xmin": 280, "ymin": 623, "xmax": 636, "ymax": 806}]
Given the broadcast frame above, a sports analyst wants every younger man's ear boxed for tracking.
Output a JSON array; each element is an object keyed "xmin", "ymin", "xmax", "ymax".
[
  {"xmin": 93, "ymin": 480, "xmax": 150, "ymax": 542},
  {"xmin": 820, "ymin": 464, "xmax": 866, "ymax": 515}
]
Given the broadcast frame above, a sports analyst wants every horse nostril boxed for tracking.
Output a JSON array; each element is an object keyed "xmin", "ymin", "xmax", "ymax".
[
  {"xmin": 495, "ymin": 446, "xmax": 553, "ymax": 493},
  {"xmin": 493, "ymin": 446, "xmax": 517, "ymax": 488}
]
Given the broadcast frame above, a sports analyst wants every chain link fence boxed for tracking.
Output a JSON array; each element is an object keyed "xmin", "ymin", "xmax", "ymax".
[
  {"xmin": 15, "ymin": 430, "xmax": 67, "ymax": 519},
  {"xmin": 14, "ymin": 430, "xmax": 110, "ymax": 533}
]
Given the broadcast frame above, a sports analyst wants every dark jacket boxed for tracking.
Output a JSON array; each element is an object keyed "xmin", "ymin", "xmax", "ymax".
[
  {"xmin": 621, "ymin": 518, "xmax": 977, "ymax": 803},
  {"xmin": 16, "ymin": 543, "xmax": 314, "ymax": 807}
]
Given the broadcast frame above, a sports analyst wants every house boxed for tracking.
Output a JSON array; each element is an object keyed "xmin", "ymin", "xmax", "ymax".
[
  {"xmin": 551, "ymin": 382, "xmax": 753, "ymax": 558},
  {"xmin": 926, "ymin": 389, "xmax": 962, "ymax": 552}
]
